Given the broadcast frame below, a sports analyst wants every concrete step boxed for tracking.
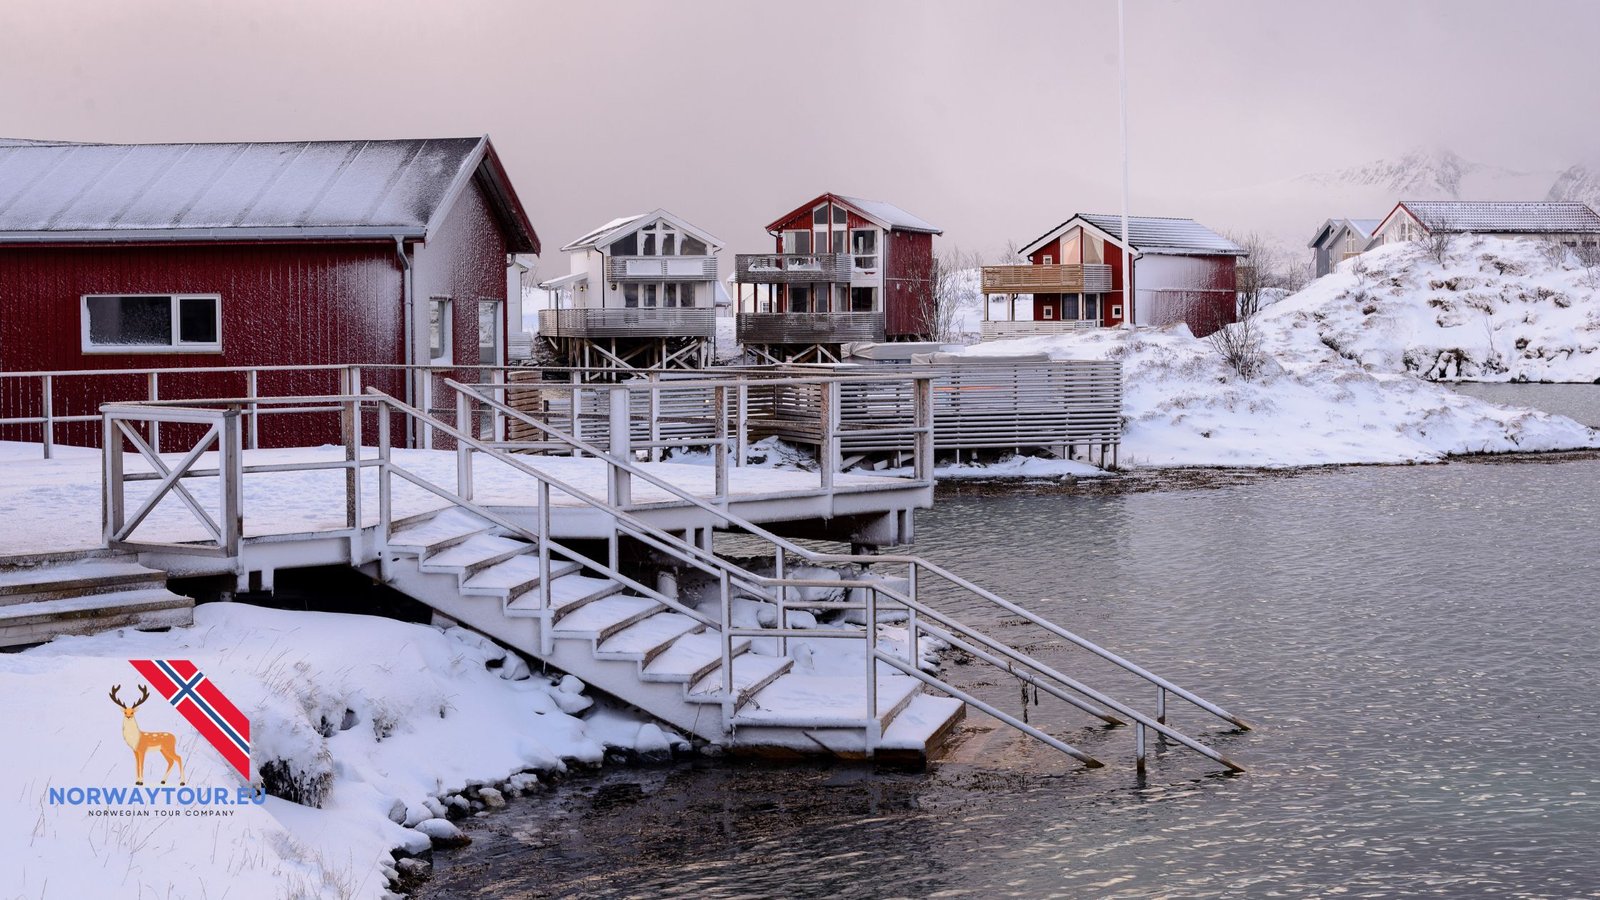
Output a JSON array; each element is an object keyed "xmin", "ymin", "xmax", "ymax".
[
  {"xmin": 550, "ymin": 595, "xmax": 664, "ymax": 642},
  {"xmin": 0, "ymin": 559, "xmax": 167, "ymax": 605},
  {"xmin": 0, "ymin": 588, "xmax": 194, "ymax": 648},
  {"xmin": 593, "ymin": 612, "xmax": 703, "ymax": 663}
]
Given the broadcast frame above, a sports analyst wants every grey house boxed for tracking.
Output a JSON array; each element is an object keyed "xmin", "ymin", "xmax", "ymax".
[{"xmin": 1308, "ymin": 217, "xmax": 1381, "ymax": 277}]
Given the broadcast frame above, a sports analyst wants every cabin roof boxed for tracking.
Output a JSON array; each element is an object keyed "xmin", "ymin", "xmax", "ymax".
[
  {"xmin": 559, "ymin": 208, "xmax": 724, "ymax": 253},
  {"xmin": 1022, "ymin": 214, "xmax": 1246, "ymax": 257},
  {"xmin": 1375, "ymin": 200, "xmax": 1600, "ymax": 235},
  {"xmin": 0, "ymin": 135, "xmax": 539, "ymax": 252},
  {"xmin": 764, "ymin": 192, "xmax": 942, "ymax": 235}
]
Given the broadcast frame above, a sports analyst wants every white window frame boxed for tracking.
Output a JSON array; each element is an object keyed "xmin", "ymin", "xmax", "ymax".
[
  {"xmin": 429, "ymin": 297, "xmax": 453, "ymax": 364},
  {"xmin": 81, "ymin": 293, "xmax": 222, "ymax": 354}
]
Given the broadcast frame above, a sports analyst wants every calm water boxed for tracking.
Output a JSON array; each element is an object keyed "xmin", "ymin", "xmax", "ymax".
[
  {"xmin": 1450, "ymin": 382, "xmax": 1600, "ymax": 426},
  {"xmin": 423, "ymin": 455, "xmax": 1600, "ymax": 899}
]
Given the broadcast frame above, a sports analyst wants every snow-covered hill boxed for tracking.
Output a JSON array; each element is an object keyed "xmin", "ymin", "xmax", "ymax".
[
  {"xmin": 1547, "ymin": 161, "xmax": 1600, "ymax": 209},
  {"xmin": 940, "ymin": 238, "xmax": 1600, "ymax": 468},
  {"xmin": 1260, "ymin": 237, "xmax": 1600, "ymax": 382}
]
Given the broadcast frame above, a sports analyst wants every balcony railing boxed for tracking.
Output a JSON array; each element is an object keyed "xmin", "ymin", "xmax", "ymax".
[
  {"xmin": 980, "ymin": 320, "xmax": 1101, "ymax": 341},
  {"xmin": 605, "ymin": 255, "xmax": 718, "ymax": 282},
  {"xmin": 734, "ymin": 253, "xmax": 852, "ymax": 284},
  {"xmin": 736, "ymin": 311, "xmax": 885, "ymax": 344},
  {"xmin": 981, "ymin": 263, "xmax": 1113, "ymax": 294},
  {"xmin": 539, "ymin": 308, "xmax": 715, "ymax": 339}
]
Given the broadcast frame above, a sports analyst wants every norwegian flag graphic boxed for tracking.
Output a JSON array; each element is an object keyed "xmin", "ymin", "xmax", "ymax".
[{"xmin": 129, "ymin": 659, "xmax": 251, "ymax": 781}]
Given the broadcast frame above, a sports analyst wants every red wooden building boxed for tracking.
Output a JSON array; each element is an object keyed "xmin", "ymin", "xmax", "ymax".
[
  {"xmin": 732, "ymin": 193, "xmax": 941, "ymax": 363},
  {"xmin": 982, "ymin": 214, "xmax": 1245, "ymax": 338},
  {"xmin": 0, "ymin": 136, "xmax": 538, "ymax": 447}
]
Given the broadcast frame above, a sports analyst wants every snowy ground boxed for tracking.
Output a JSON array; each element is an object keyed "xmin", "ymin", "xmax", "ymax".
[
  {"xmin": 4, "ymin": 603, "xmax": 677, "ymax": 899},
  {"xmin": 1259, "ymin": 237, "xmax": 1600, "ymax": 382},
  {"xmin": 953, "ymin": 325, "xmax": 1599, "ymax": 469}
]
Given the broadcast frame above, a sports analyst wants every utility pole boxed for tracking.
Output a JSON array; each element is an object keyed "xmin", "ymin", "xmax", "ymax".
[{"xmin": 1118, "ymin": 0, "xmax": 1132, "ymax": 325}]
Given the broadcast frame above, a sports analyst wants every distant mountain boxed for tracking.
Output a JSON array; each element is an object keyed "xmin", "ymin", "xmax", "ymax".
[
  {"xmin": 1546, "ymin": 162, "xmax": 1600, "ymax": 208},
  {"xmin": 1291, "ymin": 147, "xmax": 1548, "ymax": 200}
]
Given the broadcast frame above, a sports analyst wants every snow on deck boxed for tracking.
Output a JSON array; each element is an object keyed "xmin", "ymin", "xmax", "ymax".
[{"xmin": 0, "ymin": 445, "xmax": 911, "ymax": 558}]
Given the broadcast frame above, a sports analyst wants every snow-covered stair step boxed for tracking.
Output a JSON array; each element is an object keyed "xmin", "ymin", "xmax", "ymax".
[
  {"xmin": 388, "ymin": 509, "xmax": 496, "ymax": 556},
  {"xmin": 549, "ymin": 595, "xmax": 664, "ymax": 641},
  {"xmin": 418, "ymin": 534, "xmax": 532, "ymax": 578},
  {"xmin": 0, "ymin": 587, "xmax": 193, "ymax": 648},
  {"xmin": 734, "ymin": 672, "xmax": 923, "ymax": 731},
  {"xmin": 505, "ymin": 573, "xmax": 624, "ymax": 617},
  {"xmin": 641, "ymin": 630, "xmax": 751, "ymax": 685},
  {"xmin": 461, "ymin": 557, "xmax": 581, "ymax": 599},
  {"xmin": 877, "ymin": 694, "xmax": 967, "ymax": 753},
  {"xmin": 687, "ymin": 653, "xmax": 794, "ymax": 707},
  {"xmin": 0, "ymin": 558, "xmax": 167, "ymax": 605},
  {"xmin": 593, "ymin": 612, "xmax": 703, "ymax": 663}
]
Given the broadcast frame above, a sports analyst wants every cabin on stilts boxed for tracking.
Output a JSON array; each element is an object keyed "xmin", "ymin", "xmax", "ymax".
[
  {"xmin": 536, "ymin": 210, "xmax": 722, "ymax": 379},
  {"xmin": 733, "ymin": 193, "xmax": 941, "ymax": 364}
]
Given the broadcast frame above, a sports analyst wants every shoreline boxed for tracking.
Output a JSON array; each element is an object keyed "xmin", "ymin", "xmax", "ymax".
[{"xmin": 929, "ymin": 447, "xmax": 1600, "ymax": 498}]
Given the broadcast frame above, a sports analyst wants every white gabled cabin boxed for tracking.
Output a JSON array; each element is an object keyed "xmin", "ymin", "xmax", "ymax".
[{"xmin": 537, "ymin": 209, "xmax": 723, "ymax": 375}]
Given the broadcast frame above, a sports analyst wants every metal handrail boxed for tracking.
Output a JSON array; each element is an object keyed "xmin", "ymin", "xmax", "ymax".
[{"xmin": 450, "ymin": 378, "xmax": 1250, "ymax": 769}]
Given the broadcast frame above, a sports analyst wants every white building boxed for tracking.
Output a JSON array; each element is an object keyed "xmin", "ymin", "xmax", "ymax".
[{"xmin": 537, "ymin": 209, "xmax": 723, "ymax": 373}]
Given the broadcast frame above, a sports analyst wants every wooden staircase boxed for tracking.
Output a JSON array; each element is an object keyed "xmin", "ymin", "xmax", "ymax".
[
  {"xmin": 0, "ymin": 555, "xmax": 192, "ymax": 648},
  {"xmin": 366, "ymin": 508, "xmax": 965, "ymax": 759}
]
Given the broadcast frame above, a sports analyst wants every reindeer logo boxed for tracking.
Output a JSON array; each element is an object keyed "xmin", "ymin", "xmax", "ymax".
[{"xmin": 110, "ymin": 684, "xmax": 185, "ymax": 786}]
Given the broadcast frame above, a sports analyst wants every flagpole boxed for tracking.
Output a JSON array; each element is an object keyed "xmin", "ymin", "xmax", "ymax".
[{"xmin": 1118, "ymin": 0, "xmax": 1132, "ymax": 325}]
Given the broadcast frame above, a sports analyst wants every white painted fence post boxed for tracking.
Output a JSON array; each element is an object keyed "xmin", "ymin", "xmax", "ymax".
[{"xmin": 607, "ymin": 385, "xmax": 631, "ymax": 507}]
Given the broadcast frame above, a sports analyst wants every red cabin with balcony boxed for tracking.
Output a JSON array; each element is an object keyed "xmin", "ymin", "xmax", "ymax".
[
  {"xmin": 733, "ymin": 193, "xmax": 941, "ymax": 363},
  {"xmin": 982, "ymin": 214, "xmax": 1245, "ymax": 339}
]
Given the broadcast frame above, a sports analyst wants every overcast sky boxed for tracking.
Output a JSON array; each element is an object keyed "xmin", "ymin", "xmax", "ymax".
[{"xmin": 3, "ymin": 0, "xmax": 1599, "ymax": 262}]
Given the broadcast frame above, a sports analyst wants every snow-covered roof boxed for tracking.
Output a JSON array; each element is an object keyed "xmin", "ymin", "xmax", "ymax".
[
  {"xmin": 832, "ymin": 195, "xmax": 942, "ymax": 234},
  {"xmin": 764, "ymin": 193, "xmax": 942, "ymax": 235},
  {"xmin": 1381, "ymin": 201, "xmax": 1600, "ymax": 235},
  {"xmin": 1308, "ymin": 216, "xmax": 1383, "ymax": 248},
  {"xmin": 1023, "ymin": 214, "xmax": 1246, "ymax": 257},
  {"xmin": 0, "ymin": 136, "xmax": 539, "ymax": 252},
  {"xmin": 537, "ymin": 270, "xmax": 588, "ymax": 290},
  {"xmin": 558, "ymin": 208, "xmax": 724, "ymax": 254}
]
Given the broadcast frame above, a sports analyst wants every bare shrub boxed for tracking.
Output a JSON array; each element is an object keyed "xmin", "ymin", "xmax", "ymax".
[
  {"xmin": 1210, "ymin": 316, "xmax": 1266, "ymax": 379},
  {"xmin": 1422, "ymin": 229, "xmax": 1453, "ymax": 265}
]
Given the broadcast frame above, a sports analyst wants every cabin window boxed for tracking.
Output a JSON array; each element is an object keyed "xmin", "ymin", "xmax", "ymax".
[
  {"xmin": 428, "ymin": 298, "xmax": 452, "ymax": 363},
  {"xmin": 787, "ymin": 285, "xmax": 811, "ymax": 313},
  {"xmin": 681, "ymin": 235, "xmax": 708, "ymax": 256},
  {"xmin": 1061, "ymin": 230, "xmax": 1082, "ymax": 264},
  {"xmin": 1042, "ymin": 255, "xmax": 1053, "ymax": 265},
  {"xmin": 623, "ymin": 284, "xmax": 639, "ymax": 308},
  {"xmin": 1083, "ymin": 295, "xmax": 1100, "ymax": 322},
  {"xmin": 1042, "ymin": 305, "xmax": 1055, "ymax": 320},
  {"xmin": 1062, "ymin": 294, "xmax": 1080, "ymax": 320},
  {"xmin": 662, "ymin": 283, "xmax": 696, "ymax": 308},
  {"xmin": 1083, "ymin": 235, "xmax": 1105, "ymax": 265},
  {"xmin": 1110, "ymin": 303, "xmax": 1123, "ymax": 319},
  {"xmin": 851, "ymin": 287, "xmax": 875, "ymax": 312},
  {"xmin": 82, "ymin": 294, "xmax": 222, "ymax": 353},
  {"xmin": 640, "ymin": 284, "xmax": 659, "ymax": 308},
  {"xmin": 813, "ymin": 206, "xmax": 828, "ymax": 225},
  {"xmin": 612, "ymin": 233, "xmax": 638, "ymax": 255},
  {"xmin": 851, "ymin": 229, "xmax": 878, "ymax": 269},
  {"xmin": 783, "ymin": 230, "xmax": 811, "ymax": 254}
]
